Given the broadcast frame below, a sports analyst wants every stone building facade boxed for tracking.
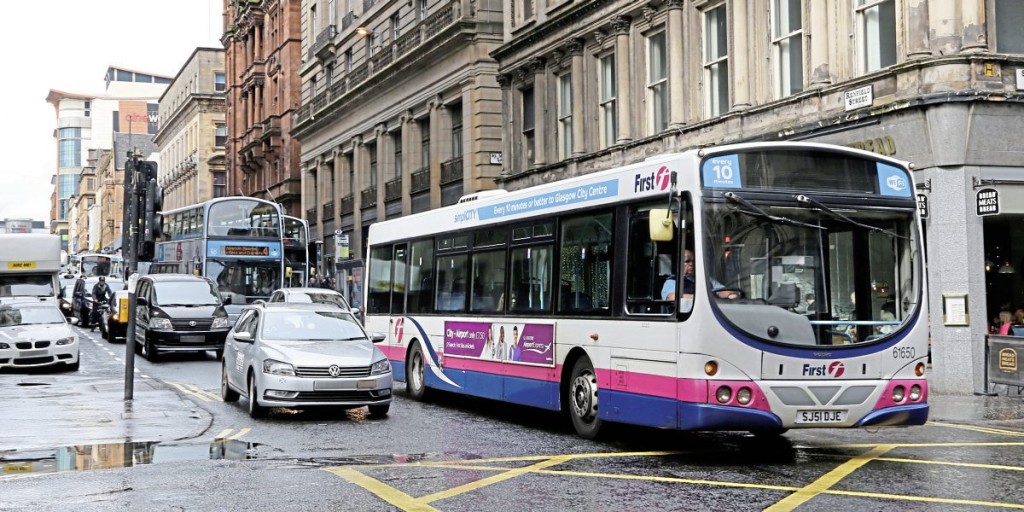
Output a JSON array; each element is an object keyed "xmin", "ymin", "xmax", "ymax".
[
  {"xmin": 490, "ymin": 0, "xmax": 1024, "ymax": 393},
  {"xmin": 223, "ymin": 0, "xmax": 304, "ymax": 215},
  {"xmin": 292, "ymin": 0, "xmax": 505, "ymax": 295},
  {"xmin": 155, "ymin": 48, "xmax": 228, "ymax": 211}
]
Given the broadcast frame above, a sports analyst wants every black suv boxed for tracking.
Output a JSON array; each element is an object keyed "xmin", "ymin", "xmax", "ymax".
[{"xmin": 134, "ymin": 274, "xmax": 231, "ymax": 361}]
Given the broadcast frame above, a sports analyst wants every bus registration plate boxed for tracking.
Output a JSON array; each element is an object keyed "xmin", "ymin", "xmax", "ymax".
[{"xmin": 796, "ymin": 410, "xmax": 847, "ymax": 424}]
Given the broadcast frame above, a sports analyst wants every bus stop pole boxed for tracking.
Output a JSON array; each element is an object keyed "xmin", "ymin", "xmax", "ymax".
[{"xmin": 123, "ymin": 153, "xmax": 141, "ymax": 400}]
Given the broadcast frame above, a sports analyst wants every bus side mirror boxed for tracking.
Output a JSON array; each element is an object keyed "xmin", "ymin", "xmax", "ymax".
[{"xmin": 649, "ymin": 209, "xmax": 674, "ymax": 242}]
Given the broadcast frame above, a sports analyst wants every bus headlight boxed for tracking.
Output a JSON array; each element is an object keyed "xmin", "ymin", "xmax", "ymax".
[
  {"xmin": 211, "ymin": 317, "xmax": 230, "ymax": 329},
  {"xmin": 736, "ymin": 387, "xmax": 752, "ymax": 405},
  {"xmin": 715, "ymin": 386, "xmax": 732, "ymax": 404},
  {"xmin": 909, "ymin": 385, "xmax": 922, "ymax": 401},
  {"xmin": 370, "ymin": 358, "xmax": 391, "ymax": 375},
  {"xmin": 149, "ymin": 317, "xmax": 173, "ymax": 330},
  {"xmin": 892, "ymin": 385, "xmax": 906, "ymax": 402},
  {"xmin": 263, "ymin": 359, "xmax": 295, "ymax": 376}
]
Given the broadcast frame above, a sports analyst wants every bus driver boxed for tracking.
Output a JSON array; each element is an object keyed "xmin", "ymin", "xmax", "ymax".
[{"xmin": 662, "ymin": 249, "xmax": 738, "ymax": 301}]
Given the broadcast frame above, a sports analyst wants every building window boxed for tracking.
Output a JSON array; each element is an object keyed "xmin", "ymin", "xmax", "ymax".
[
  {"xmin": 855, "ymin": 0, "xmax": 896, "ymax": 72},
  {"xmin": 522, "ymin": 87, "xmax": 535, "ymax": 166},
  {"xmin": 344, "ymin": 49, "xmax": 352, "ymax": 73},
  {"xmin": 366, "ymin": 36, "xmax": 374, "ymax": 58},
  {"xmin": 368, "ymin": 145, "xmax": 378, "ymax": 188},
  {"xmin": 310, "ymin": 5, "xmax": 319, "ymax": 41},
  {"xmin": 647, "ymin": 30, "xmax": 668, "ymax": 134},
  {"xmin": 519, "ymin": 0, "xmax": 533, "ymax": 23},
  {"xmin": 214, "ymin": 72, "xmax": 226, "ymax": 92},
  {"xmin": 772, "ymin": 0, "xmax": 803, "ymax": 97},
  {"xmin": 420, "ymin": 119, "xmax": 430, "ymax": 171},
  {"xmin": 703, "ymin": 3, "xmax": 729, "ymax": 117},
  {"xmin": 325, "ymin": 64, "xmax": 334, "ymax": 87},
  {"xmin": 419, "ymin": 0, "xmax": 428, "ymax": 20},
  {"xmin": 394, "ymin": 135, "xmax": 403, "ymax": 179},
  {"xmin": 391, "ymin": 13, "xmax": 400, "ymax": 39},
  {"xmin": 58, "ymin": 128, "xmax": 82, "ymax": 168},
  {"xmin": 215, "ymin": 124, "xmax": 228, "ymax": 147},
  {"xmin": 557, "ymin": 73, "xmax": 573, "ymax": 160},
  {"xmin": 86, "ymin": 178, "xmax": 95, "ymax": 191},
  {"xmin": 450, "ymin": 104, "xmax": 463, "ymax": 159},
  {"xmin": 995, "ymin": 0, "xmax": 1024, "ymax": 52},
  {"xmin": 599, "ymin": 54, "xmax": 617, "ymax": 149},
  {"xmin": 347, "ymin": 153, "xmax": 355, "ymax": 193},
  {"xmin": 212, "ymin": 172, "xmax": 227, "ymax": 198}
]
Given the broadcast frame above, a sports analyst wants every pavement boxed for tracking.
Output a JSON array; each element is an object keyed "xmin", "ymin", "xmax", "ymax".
[
  {"xmin": 0, "ymin": 371, "xmax": 1021, "ymax": 455},
  {"xmin": 0, "ymin": 373, "xmax": 212, "ymax": 453}
]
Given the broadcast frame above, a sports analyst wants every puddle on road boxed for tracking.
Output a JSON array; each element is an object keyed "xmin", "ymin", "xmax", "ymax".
[{"xmin": 0, "ymin": 439, "xmax": 261, "ymax": 476}]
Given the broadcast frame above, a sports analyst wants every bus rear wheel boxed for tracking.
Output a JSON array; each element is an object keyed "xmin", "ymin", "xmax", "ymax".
[
  {"xmin": 406, "ymin": 343, "xmax": 429, "ymax": 401},
  {"xmin": 567, "ymin": 357, "xmax": 602, "ymax": 439}
]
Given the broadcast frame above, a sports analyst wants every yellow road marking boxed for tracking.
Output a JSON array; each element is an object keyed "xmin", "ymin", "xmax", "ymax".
[
  {"xmin": 213, "ymin": 429, "xmax": 234, "ymax": 441},
  {"xmin": 228, "ymin": 428, "xmax": 251, "ymax": 440},
  {"xmin": 168, "ymin": 381, "xmax": 222, "ymax": 402},
  {"xmin": 326, "ymin": 467, "xmax": 441, "ymax": 512},
  {"xmin": 323, "ymin": 443, "xmax": 1024, "ymax": 511},
  {"xmin": 931, "ymin": 421, "xmax": 1024, "ymax": 437},
  {"xmin": 876, "ymin": 456, "xmax": 1024, "ymax": 472},
  {"xmin": 765, "ymin": 444, "xmax": 895, "ymax": 512},
  {"xmin": 416, "ymin": 455, "xmax": 573, "ymax": 504},
  {"xmin": 828, "ymin": 441, "xmax": 1024, "ymax": 449}
]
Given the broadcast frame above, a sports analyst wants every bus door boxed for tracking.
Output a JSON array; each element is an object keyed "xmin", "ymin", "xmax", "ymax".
[{"xmin": 389, "ymin": 244, "xmax": 408, "ymax": 346}]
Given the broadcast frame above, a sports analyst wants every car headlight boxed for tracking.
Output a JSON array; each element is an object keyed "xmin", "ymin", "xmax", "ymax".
[
  {"xmin": 61, "ymin": 303, "xmax": 71, "ymax": 310},
  {"xmin": 149, "ymin": 317, "xmax": 173, "ymax": 330},
  {"xmin": 0, "ymin": 342, "xmax": 9, "ymax": 349},
  {"xmin": 56, "ymin": 337, "xmax": 76, "ymax": 346},
  {"xmin": 211, "ymin": 316, "xmax": 230, "ymax": 329},
  {"xmin": 263, "ymin": 359, "xmax": 295, "ymax": 376},
  {"xmin": 370, "ymin": 358, "xmax": 391, "ymax": 375}
]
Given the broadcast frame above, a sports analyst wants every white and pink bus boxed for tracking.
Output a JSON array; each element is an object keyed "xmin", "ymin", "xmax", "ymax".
[{"xmin": 365, "ymin": 142, "xmax": 928, "ymax": 438}]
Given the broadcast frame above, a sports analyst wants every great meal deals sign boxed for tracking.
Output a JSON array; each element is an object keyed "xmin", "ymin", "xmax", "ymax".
[{"xmin": 444, "ymin": 321, "xmax": 554, "ymax": 366}]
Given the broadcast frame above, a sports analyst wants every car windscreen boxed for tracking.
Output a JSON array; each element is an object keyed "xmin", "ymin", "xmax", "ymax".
[
  {"xmin": 152, "ymin": 281, "xmax": 221, "ymax": 306},
  {"xmin": 260, "ymin": 310, "xmax": 364, "ymax": 341},
  {"xmin": 0, "ymin": 307, "xmax": 66, "ymax": 326},
  {"xmin": 291, "ymin": 292, "xmax": 347, "ymax": 308}
]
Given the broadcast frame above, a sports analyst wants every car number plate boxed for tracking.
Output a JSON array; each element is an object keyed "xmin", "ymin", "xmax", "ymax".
[
  {"xmin": 21, "ymin": 349, "xmax": 47, "ymax": 357},
  {"xmin": 796, "ymin": 410, "xmax": 847, "ymax": 424},
  {"xmin": 179, "ymin": 335, "xmax": 205, "ymax": 344}
]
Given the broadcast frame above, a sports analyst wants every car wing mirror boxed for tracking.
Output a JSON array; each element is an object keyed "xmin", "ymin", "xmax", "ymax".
[
  {"xmin": 136, "ymin": 297, "xmax": 149, "ymax": 306},
  {"xmin": 68, "ymin": 317, "xmax": 79, "ymax": 325},
  {"xmin": 222, "ymin": 294, "xmax": 233, "ymax": 305},
  {"xmin": 370, "ymin": 332, "xmax": 386, "ymax": 343},
  {"xmin": 233, "ymin": 331, "xmax": 253, "ymax": 343}
]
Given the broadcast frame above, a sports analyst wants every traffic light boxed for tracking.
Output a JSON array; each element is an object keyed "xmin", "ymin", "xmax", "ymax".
[{"xmin": 137, "ymin": 161, "xmax": 162, "ymax": 261}]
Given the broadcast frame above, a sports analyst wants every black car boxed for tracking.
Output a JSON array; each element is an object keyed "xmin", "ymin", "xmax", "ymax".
[
  {"xmin": 134, "ymin": 274, "xmax": 232, "ymax": 361},
  {"xmin": 71, "ymin": 276, "xmax": 124, "ymax": 329}
]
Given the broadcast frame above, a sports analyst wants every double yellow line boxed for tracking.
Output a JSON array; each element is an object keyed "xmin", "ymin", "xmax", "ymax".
[{"xmin": 169, "ymin": 381, "xmax": 222, "ymax": 402}]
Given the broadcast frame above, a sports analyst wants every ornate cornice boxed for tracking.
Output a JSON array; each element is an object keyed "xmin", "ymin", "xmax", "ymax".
[{"xmin": 610, "ymin": 15, "xmax": 632, "ymax": 35}]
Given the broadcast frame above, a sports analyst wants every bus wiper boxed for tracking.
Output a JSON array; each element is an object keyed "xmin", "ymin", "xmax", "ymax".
[
  {"xmin": 724, "ymin": 192, "xmax": 824, "ymax": 230},
  {"xmin": 796, "ymin": 195, "xmax": 909, "ymax": 240}
]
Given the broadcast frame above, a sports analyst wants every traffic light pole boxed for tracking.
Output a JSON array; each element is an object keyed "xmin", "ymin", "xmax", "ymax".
[{"xmin": 123, "ymin": 153, "xmax": 141, "ymax": 400}]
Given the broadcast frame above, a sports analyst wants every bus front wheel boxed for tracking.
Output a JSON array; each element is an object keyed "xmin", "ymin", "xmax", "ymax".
[
  {"xmin": 406, "ymin": 343, "xmax": 429, "ymax": 401},
  {"xmin": 568, "ymin": 357, "xmax": 602, "ymax": 439}
]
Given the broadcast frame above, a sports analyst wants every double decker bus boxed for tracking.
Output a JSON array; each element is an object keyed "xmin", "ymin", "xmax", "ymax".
[
  {"xmin": 155, "ymin": 197, "xmax": 285, "ymax": 310},
  {"xmin": 365, "ymin": 142, "xmax": 928, "ymax": 438},
  {"xmin": 282, "ymin": 215, "xmax": 309, "ymax": 287}
]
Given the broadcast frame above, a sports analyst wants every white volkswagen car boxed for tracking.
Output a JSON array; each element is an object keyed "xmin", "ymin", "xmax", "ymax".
[
  {"xmin": 0, "ymin": 302, "xmax": 79, "ymax": 371},
  {"xmin": 221, "ymin": 302, "xmax": 392, "ymax": 418}
]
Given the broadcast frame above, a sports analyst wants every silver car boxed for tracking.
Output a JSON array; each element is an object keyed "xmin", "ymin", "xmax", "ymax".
[
  {"xmin": 267, "ymin": 287, "xmax": 362, "ymax": 321},
  {"xmin": 220, "ymin": 303, "xmax": 392, "ymax": 418},
  {"xmin": 0, "ymin": 302, "xmax": 79, "ymax": 371}
]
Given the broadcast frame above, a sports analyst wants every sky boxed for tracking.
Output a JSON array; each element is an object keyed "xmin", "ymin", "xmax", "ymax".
[{"xmin": 0, "ymin": 0, "xmax": 223, "ymax": 224}]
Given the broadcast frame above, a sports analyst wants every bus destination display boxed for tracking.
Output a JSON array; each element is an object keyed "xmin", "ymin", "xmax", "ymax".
[{"xmin": 223, "ymin": 245, "xmax": 270, "ymax": 256}]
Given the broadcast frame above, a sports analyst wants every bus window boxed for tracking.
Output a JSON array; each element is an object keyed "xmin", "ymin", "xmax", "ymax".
[
  {"xmin": 435, "ymin": 254, "xmax": 468, "ymax": 312},
  {"xmin": 368, "ymin": 246, "xmax": 393, "ymax": 314},
  {"xmin": 559, "ymin": 212, "xmax": 612, "ymax": 314},
  {"xmin": 470, "ymin": 249, "xmax": 505, "ymax": 313},
  {"xmin": 407, "ymin": 239, "xmax": 434, "ymax": 314},
  {"xmin": 391, "ymin": 245, "xmax": 408, "ymax": 314},
  {"xmin": 509, "ymin": 245, "xmax": 552, "ymax": 313}
]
